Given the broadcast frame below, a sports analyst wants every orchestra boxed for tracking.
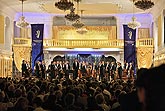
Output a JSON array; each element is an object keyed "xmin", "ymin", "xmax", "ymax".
[{"xmin": 21, "ymin": 59, "xmax": 135, "ymax": 81}]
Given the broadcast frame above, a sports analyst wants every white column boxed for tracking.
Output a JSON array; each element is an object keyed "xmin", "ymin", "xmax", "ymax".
[{"xmin": 153, "ymin": 19, "xmax": 158, "ymax": 52}]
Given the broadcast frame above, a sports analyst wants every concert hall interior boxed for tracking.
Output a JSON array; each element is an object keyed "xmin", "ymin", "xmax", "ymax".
[{"xmin": 0, "ymin": 0, "xmax": 165, "ymax": 111}]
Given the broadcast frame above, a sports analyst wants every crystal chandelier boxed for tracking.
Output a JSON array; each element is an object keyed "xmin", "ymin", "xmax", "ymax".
[
  {"xmin": 128, "ymin": 0, "xmax": 141, "ymax": 29},
  {"xmin": 135, "ymin": 0, "xmax": 154, "ymax": 10},
  {"xmin": 16, "ymin": 16, "xmax": 29, "ymax": 28},
  {"xmin": 16, "ymin": 0, "xmax": 29, "ymax": 28},
  {"xmin": 72, "ymin": 19, "xmax": 84, "ymax": 28},
  {"xmin": 55, "ymin": 0, "xmax": 74, "ymax": 11},
  {"xmin": 65, "ymin": 6, "xmax": 80, "ymax": 21},
  {"xmin": 76, "ymin": 27, "xmax": 88, "ymax": 34},
  {"xmin": 128, "ymin": 16, "xmax": 141, "ymax": 30},
  {"xmin": 72, "ymin": 9, "xmax": 85, "ymax": 28}
]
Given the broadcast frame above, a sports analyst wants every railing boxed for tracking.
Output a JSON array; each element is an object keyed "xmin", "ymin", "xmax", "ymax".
[
  {"xmin": 13, "ymin": 38, "xmax": 31, "ymax": 46},
  {"xmin": 0, "ymin": 51, "xmax": 12, "ymax": 78},
  {"xmin": 136, "ymin": 38, "xmax": 154, "ymax": 47},
  {"xmin": 43, "ymin": 39, "xmax": 124, "ymax": 48},
  {"xmin": 13, "ymin": 38, "xmax": 154, "ymax": 48}
]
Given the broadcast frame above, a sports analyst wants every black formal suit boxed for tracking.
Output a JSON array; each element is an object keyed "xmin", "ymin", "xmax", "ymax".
[
  {"xmin": 57, "ymin": 64, "xmax": 63, "ymax": 79},
  {"xmin": 73, "ymin": 61, "xmax": 79, "ymax": 79},
  {"xmin": 35, "ymin": 63, "xmax": 41, "ymax": 78},
  {"xmin": 50, "ymin": 64, "xmax": 55, "ymax": 79},
  {"xmin": 81, "ymin": 64, "xmax": 87, "ymax": 76},
  {"xmin": 99, "ymin": 64, "xmax": 106, "ymax": 81},
  {"xmin": 41, "ymin": 64, "xmax": 46, "ymax": 79},
  {"xmin": 110, "ymin": 64, "xmax": 116, "ymax": 80},
  {"xmin": 105, "ymin": 63, "xmax": 111, "ymax": 81},
  {"xmin": 117, "ymin": 65, "xmax": 123, "ymax": 79},
  {"xmin": 63, "ymin": 63, "xmax": 70, "ymax": 80},
  {"xmin": 22, "ymin": 63, "xmax": 27, "ymax": 77}
]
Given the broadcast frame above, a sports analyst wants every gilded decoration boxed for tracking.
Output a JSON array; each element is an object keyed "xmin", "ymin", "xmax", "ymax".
[
  {"xmin": 53, "ymin": 26, "xmax": 116, "ymax": 40},
  {"xmin": 137, "ymin": 47, "xmax": 154, "ymax": 69},
  {"xmin": 138, "ymin": 28, "xmax": 149, "ymax": 38},
  {"xmin": 13, "ymin": 46, "xmax": 31, "ymax": 72},
  {"xmin": 0, "ymin": 51, "xmax": 12, "ymax": 77}
]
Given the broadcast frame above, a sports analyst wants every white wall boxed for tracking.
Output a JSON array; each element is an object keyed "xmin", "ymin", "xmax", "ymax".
[
  {"xmin": 116, "ymin": 13, "xmax": 153, "ymax": 39},
  {"xmin": 15, "ymin": 12, "xmax": 53, "ymax": 39}
]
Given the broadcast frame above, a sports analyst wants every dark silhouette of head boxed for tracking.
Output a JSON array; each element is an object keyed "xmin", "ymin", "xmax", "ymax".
[{"xmin": 136, "ymin": 64, "xmax": 165, "ymax": 111}]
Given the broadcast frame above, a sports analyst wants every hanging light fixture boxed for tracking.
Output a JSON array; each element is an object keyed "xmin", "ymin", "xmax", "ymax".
[
  {"xmin": 128, "ymin": 16, "xmax": 141, "ymax": 29},
  {"xmin": 127, "ymin": 0, "xmax": 141, "ymax": 29},
  {"xmin": 135, "ymin": 0, "xmax": 154, "ymax": 11},
  {"xmin": 72, "ymin": 10, "xmax": 85, "ymax": 28},
  {"xmin": 65, "ymin": 6, "xmax": 80, "ymax": 21},
  {"xmin": 72, "ymin": 19, "xmax": 84, "ymax": 28},
  {"xmin": 76, "ymin": 27, "xmax": 88, "ymax": 34},
  {"xmin": 16, "ymin": 0, "xmax": 29, "ymax": 28},
  {"xmin": 73, "ymin": 10, "xmax": 88, "ymax": 34},
  {"xmin": 55, "ymin": 0, "xmax": 74, "ymax": 11},
  {"xmin": 65, "ymin": 0, "xmax": 81, "ymax": 21}
]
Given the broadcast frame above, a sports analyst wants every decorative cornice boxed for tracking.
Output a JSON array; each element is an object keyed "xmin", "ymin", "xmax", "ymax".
[
  {"xmin": 150, "ymin": 0, "xmax": 165, "ymax": 22},
  {"xmin": 0, "ymin": 2, "xmax": 16, "ymax": 19}
]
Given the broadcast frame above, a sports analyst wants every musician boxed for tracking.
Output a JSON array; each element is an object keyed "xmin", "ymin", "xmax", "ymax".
[
  {"xmin": 92, "ymin": 62, "xmax": 98, "ymax": 78},
  {"xmin": 50, "ymin": 61, "xmax": 55, "ymax": 79},
  {"xmin": 21, "ymin": 60, "xmax": 27, "ymax": 77},
  {"xmin": 99, "ymin": 61, "xmax": 106, "ymax": 81},
  {"xmin": 123, "ymin": 60, "xmax": 127, "ymax": 69},
  {"xmin": 81, "ymin": 61, "xmax": 86, "ymax": 77},
  {"xmin": 41, "ymin": 60, "xmax": 46, "ymax": 79},
  {"xmin": 87, "ymin": 63, "xmax": 92, "ymax": 77},
  {"xmin": 128, "ymin": 62, "xmax": 134, "ymax": 78},
  {"xmin": 105, "ymin": 61, "xmax": 111, "ymax": 81},
  {"xmin": 57, "ymin": 61, "xmax": 63, "ymax": 79},
  {"xmin": 79, "ymin": 61, "xmax": 82, "ymax": 70},
  {"xmin": 58, "ymin": 61, "xmax": 64, "ymax": 79},
  {"xmin": 54, "ymin": 61, "xmax": 59, "ymax": 78},
  {"xmin": 26, "ymin": 61, "xmax": 32, "ymax": 77},
  {"xmin": 63, "ymin": 60, "xmax": 70, "ymax": 80},
  {"xmin": 73, "ymin": 59, "xmax": 79, "ymax": 79},
  {"xmin": 117, "ymin": 62, "xmax": 122, "ymax": 80},
  {"xmin": 125, "ymin": 62, "xmax": 129, "ymax": 75},
  {"xmin": 35, "ymin": 61, "xmax": 41, "ymax": 78},
  {"xmin": 110, "ymin": 61, "xmax": 116, "ymax": 80},
  {"xmin": 123, "ymin": 61, "xmax": 128, "ymax": 77}
]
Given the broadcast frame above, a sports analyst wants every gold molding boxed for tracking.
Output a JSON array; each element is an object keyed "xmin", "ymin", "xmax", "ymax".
[
  {"xmin": 53, "ymin": 26, "xmax": 117, "ymax": 40},
  {"xmin": 13, "ymin": 46, "xmax": 31, "ymax": 72},
  {"xmin": 137, "ymin": 47, "xmax": 154, "ymax": 68}
]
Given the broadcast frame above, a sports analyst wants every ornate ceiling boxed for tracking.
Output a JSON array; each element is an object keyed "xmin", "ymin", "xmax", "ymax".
[{"xmin": 0, "ymin": 0, "xmax": 161, "ymax": 16}]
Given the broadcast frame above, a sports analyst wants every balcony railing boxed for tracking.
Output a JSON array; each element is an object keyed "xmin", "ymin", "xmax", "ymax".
[
  {"xmin": 136, "ymin": 38, "xmax": 154, "ymax": 47},
  {"xmin": 13, "ymin": 38, "xmax": 31, "ymax": 46},
  {"xmin": 43, "ymin": 39, "xmax": 124, "ymax": 48},
  {"xmin": 13, "ymin": 38, "xmax": 154, "ymax": 48}
]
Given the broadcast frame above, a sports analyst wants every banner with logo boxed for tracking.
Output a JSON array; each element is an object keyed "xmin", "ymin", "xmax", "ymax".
[
  {"xmin": 123, "ymin": 25, "xmax": 136, "ymax": 73},
  {"xmin": 31, "ymin": 24, "xmax": 44, "ymax": 71}
]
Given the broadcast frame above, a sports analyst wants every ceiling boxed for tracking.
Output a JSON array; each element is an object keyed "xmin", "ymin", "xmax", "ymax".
[{"xmin": 0, "ymin": 0, "xmax": 160, "ymax": 16}]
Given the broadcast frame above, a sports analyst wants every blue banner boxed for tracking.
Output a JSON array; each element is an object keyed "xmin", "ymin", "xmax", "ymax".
[
  {"xmin": 31, "ymin": 24, "xmax": 44, "ymax": 71},
  {"xmin": 123, "ymin": 25, "xmax": 136, "ymax": 73}
]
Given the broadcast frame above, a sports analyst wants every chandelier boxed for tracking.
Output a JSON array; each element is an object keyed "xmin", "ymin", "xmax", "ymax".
[
  {"xmin": 128, "ymin": 16, "xmax": 141, "ymax": 30},
  {"xmin": 55, "ymin": 0, "xmax": 74, "ymax": 11},
  {"xmin": 16, "ymin": 16, "xmax": 29, "ymax": 28},
  {"xmin": 72, "ymin": 19, "xmax": 84, "ymax": 28},
  {"xmin": 134, "ymin": 0, "xmax": 154, "ymax": 10},
  {"xmin": 127, "ymin": 0, "xmax": 141, "ymax": 29},
  {"xmin": 76, "ymin": 27, "xmax": 88, "ymax": 34},
  {"xmin": 65, "ymin": 7, "xmax": 80, "ymax": 21},
  {"xmin": 16, "ymin": 0, "xmax": 29, "ymax": 28}
]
